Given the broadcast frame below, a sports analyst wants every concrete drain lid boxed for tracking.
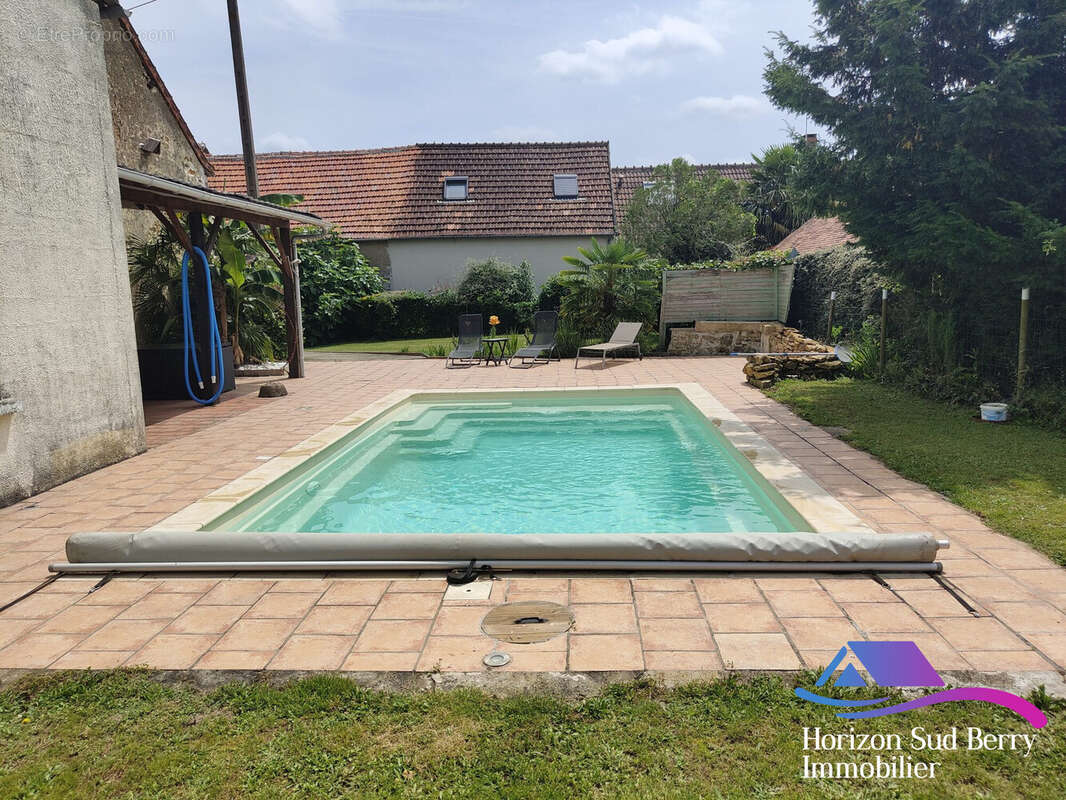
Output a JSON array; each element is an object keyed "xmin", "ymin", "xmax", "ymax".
[{"xmin": 481, "ymin": 601, "xmax": 574, "ymax": 644}]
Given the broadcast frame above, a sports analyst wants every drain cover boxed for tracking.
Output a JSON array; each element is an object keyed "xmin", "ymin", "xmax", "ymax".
[
  {"xmin": 483, "ymin": 651, "xmax": 511, "ymax": 667},
  {"xmin": 481, "ymin": 601, "xmax": 574, "ymax": 644}
]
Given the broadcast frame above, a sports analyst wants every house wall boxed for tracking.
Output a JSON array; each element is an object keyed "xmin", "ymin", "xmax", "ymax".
[
  {"xmin": 100, "ymin": 16, "xmax": 208, "ymax": 243},
  {"xmin": 376, "ymin": 236, "xmax": 608, "ymax": 290},
  {"xmin": 0, "ymin": 0, "xmax": 146, "ymax": 507}
]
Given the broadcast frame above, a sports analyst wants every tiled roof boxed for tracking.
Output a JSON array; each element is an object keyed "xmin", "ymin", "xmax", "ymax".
[
  {"xmin": 772, "ymin": 216, "xmax": 858, "ymax": 254},
  {"xmin": 119, "ymin": 15, "xmax": 213, "ymax": 176},
  {"xmin": 611, "ymin": 163, "xmax": 754, "ymax": 217},
  {"xmin": 208, "ymin": 142, "xmax": 615, "ymax": 240}
]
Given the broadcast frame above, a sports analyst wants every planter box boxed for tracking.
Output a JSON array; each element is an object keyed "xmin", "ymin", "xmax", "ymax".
[{"xmin": 137, "ymin": 344, "xmax": 236, "ymax": 401}]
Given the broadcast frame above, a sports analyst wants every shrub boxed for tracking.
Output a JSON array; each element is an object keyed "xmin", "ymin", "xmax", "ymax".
[
  {"xmin": 455, "ymin": 257, "xmax": 535, "ymax": 330},
  {"xmin": 299, "ymin": 235, "xmax": 384, "ymax": 346},
  {"xmin": 787, "ymin": 245, "xmax": 889, "ymax": 340},
  {"xmin": 536, "ymin": 273, "xmax": 569, "ymax": 311}
]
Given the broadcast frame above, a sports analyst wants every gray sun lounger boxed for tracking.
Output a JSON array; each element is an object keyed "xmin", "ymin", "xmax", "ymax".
[
  {"xmin": 574, "ymin": 322, "xmax": 643, "ymax": 368},
  {"xmin": 509, "ymin": 310, "xmax": 560, "ymax": 367},
  {"xmin": 446, "ymin": 313, "xmax": 483, "ymax": 368}
]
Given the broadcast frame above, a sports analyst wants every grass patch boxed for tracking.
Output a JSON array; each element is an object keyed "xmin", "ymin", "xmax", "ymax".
[
  {"xmin": 309, "ymin": 337, "xmax": 455, "ymax": 355},
  {"xmin": 769, "ymin": 378, "xmax": 1066, "ymax": 564},
  {"xmin": 0, "ymin": 670, "xmax": 1063, "ymax": 798}
]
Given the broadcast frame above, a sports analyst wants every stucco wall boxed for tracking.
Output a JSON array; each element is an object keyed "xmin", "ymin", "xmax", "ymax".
[
  {"xmin": 0, "ymin": 0, "xmax": 146, "ymax": 506},
  {"xmin": 100, "ymin": 16, "xmax": 208, "ymax": 243},
  {"xmin": 374, "ymin": 236, "xmax": 608, "ymax": 290}
]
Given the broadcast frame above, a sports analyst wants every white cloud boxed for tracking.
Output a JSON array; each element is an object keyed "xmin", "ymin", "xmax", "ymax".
[
  {"xmin": 260, "ymin": 131, "xmax": 311, "ymax": 151},
  {"xmin": 490, "ymin": 125, "xmax": 559, "ymax": 142},
  {"xmin": 680, "ymin": 94, "xmax": 767, "ymax": 116},
  {"xmin": 538, "ymin": 15, "xmax": 722, "ymax": 83},
  {"xmin": 277, "ymin": 0, "xmax": 343, "ymax": 37}
]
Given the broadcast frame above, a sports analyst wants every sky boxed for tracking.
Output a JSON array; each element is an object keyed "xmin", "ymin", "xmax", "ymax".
[{"xmin": 127, "ymin": 0, "xmax": 822, "ymax": 166}]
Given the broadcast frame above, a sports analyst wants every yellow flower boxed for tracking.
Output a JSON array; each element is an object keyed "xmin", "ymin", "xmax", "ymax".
[{"xmin": 489, "ymin": 315, "xmax": 500, "ymax": 326}]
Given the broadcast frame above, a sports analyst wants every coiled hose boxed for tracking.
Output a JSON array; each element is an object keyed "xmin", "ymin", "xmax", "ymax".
[{"xmin": 181, "ymin": 246, "xmax": 225, "ymax": 405}]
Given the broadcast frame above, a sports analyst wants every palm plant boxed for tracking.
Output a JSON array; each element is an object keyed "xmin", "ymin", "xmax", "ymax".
[
  {"xmin": 127, "ymin": 229, "xmax": 185, "ymax": 344},
  {"xmin": 558, "ymin": 239, "xmax": 657, "ymax": 337},
  {"xmin": 217, "ymin": 229, "xmax": 284, "ymax": 365}
]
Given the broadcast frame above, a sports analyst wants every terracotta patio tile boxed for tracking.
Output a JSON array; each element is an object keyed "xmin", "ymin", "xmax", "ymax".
[
  {"xmin": 389, "ymin": 578, "xmax": 447, "ymax": 593},
  {"xmin": 781, "ymin": 618, "xmax": 861, "ymax": 651},
  {"xmin": 569, "ymin": 578, "xmax": 632, "ymax": 604},
  {"xmin": 693, "ymin": 577, "xmax": 762, "ymax": 604},
  {"xmin": 0, "ymin": 591, "xmax": 77, "ymax": 619},
  {"xmin": 704, "ymin": 603, "xmax": 781, "ymax": 633},
  {"xmin": 498, "ymin": 649, "xmax": 568, "ymax": 671},
  {"xmin": 118, "ymin": 592, "xmax": 200, "ymax": 620},
  {"xmin": 505, "ymin": 578, "xmax": 569, "ymax": 598},
  {"xmin": 764, "ymin": 590, "xmax": 843, "ymax": 618},
  {"xmin": 246, "ymin": 592, "xmax": 321, "ymax": 619},
  {"xmin": 0, "ymin": 633, "xmax": 83, "ymax": 667},
  {"xmin": 77, "ymin": 581, "xmax": 155, "ymax": 606},
  {"xmin": 195, "ymin": 650, "xmax": 273, "ymax": 670},
  {"xmin": 79, "ymin": 619, "xmax": 168, "ymax": 651},
  {"xmin": 988, "ymin": 602, "xmax": 1066, "ymax": 634},
  {"xmin": 572, "ymin": 604, "xmax": 638, "ymax": 634},
  {"xmin": 430, "ymin": 605, "xmax": 490, "ymax": 637},
  {"xmin": 166, "ymin": 605, "xmax": 248, "ymax": 635},
  {"xmin": 897, "ymin": 590, "xmax": 977, "ymax": 618},
  {"xmin": 213, "ymin": 618, "xmax": 299, "ymax": 651},
  {"xmin": 297, "ymin": 606, "xmax": 373, "ymax": 636},
  {"xmin": 569, "ymin": 634, "xmax": 644, "ymax": 671},
  {"xmin": 963, "ymin": 650, "xmax": 1053, "ymax": 671},
  {"xmin": 265, "ymin": 578, "xmax": 331, "ymax": 594},
  {"xmin": 634, "ymin": 591, "xmax": 702, "ymax": 618},
  {"xmin": 353, "ymin": 620, "xmax": 432, "ymax": 652},
  {"xmin": 0, "ymin": 619, "xmax": 41, "ymax": 649},
  {"xmin": 127, "ymin": 634, "xmax": 219, "ymax": 669},
  {"xmin": 198, "ymin": 580, "xmax": 275, "ymax": 606},
  {"xmin": 842, "ymin": 602, "xmax": 930, "ymax": 633},
  {"xmin": 417, "ymin": 635, "xmax": 496, "ymax": 671},
  {"xmin": 714, "ymin": 633, "xmax": 801, "ymax": 670},
  {"xmin": 819, "ymin": 577, "xmax": 896, "ymax": 603},
  {"xmin": 753, "ymin": 576, "xmax": 821, "ymax": 591},
  {"xmin": 979, "ymin": 549, "xmax": 1056, "ymax": 570},
  {"xmin": 630, "ymin": 578, "xmax": 693, "ymax": 592},
  {"xmin": 51, "ymin": 650, "xmax": 134, "ymax": 669},
  {"xmin": 318, "ymin": 580, "xmax": 390, "ymax": 605},
  {"xmin": 1011, "ymin": 570, "xmax": 1066, "ymax": 595},
  {"xmin": 370, "ymin": 592, "xmax": 441, "ymax": 620},
  {"xmin": 504, "ymin": 591, "xmax": 561, "ymax": 604},
  {"xmin": 800, "ymin": 650, "xmax": 842, "ymax": 670},
  {"xmin": 36, "ymin": 604, "xmax": 123, "ymax": 634},
  {"xmin": 644, "ymin": 650, "xmax": 723, "ymax": 671},
  {"xmin": 268, "ymin": 635, "xmax": 355, "ymax": 670},
  {"xmin": 142, "ymin": 578, "xmax": 220, "ymax": 594},
  {"xmin": 1024, "ymin": 634, "xmax": 1066, "ymax": 668},
  {"xmin": 639, "ymin": 618, "xmax": 713, "ymax": 651},
  {"xmin": 929, "ymin": 617, "xmax": 1027, "ymax": 651},
  {"xmin": 342, "ymin": 651, "xmax": 419, "ymax": 671}
]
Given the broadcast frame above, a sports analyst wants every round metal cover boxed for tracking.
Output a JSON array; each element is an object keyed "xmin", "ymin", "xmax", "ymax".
[
  {"xmin": 483, "ymin": 651, "xmax": 511, "ymax": 667},
  {"xmin": 481, "ymin": 601, "xmax": 574, "ymax": 644}
]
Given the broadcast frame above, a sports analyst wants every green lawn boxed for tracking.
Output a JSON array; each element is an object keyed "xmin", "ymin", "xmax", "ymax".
[
  {"xmin": 769, "ymin": 378, "xmax": 1066, "ymax": 564},
  {"xmin": 310, "ymin": 336, "xmax": 454, "ymax": 355},
  {"xmin": 1, "ymin": 670, "xmax": 1063, "ymax": 799}
]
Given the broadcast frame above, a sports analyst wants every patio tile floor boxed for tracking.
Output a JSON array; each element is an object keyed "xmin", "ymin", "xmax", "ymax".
[{"xmin": 0, "ymin": 357, "xmax": 1063, "ymax": 676}]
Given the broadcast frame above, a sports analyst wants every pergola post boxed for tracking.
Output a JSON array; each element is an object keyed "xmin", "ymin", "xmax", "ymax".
[{"xmin": 275, "ymin": 223, "xmax": 305, "ymax": 378}]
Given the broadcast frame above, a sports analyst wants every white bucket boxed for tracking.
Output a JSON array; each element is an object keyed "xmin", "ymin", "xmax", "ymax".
[{"xmin": 980, "ymin": 403, "xmax": 1008, "ymax": 422}]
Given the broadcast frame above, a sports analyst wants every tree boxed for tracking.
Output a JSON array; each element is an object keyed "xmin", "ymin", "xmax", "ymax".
[
  {"xmin": 619, "ymin": 159, "xmax": 756, "ymax": 263},
  {"xmin": 764, "ymin": 1, "xmax": 1066, "ymax": 296},
  {"xmin": 558, "ymin": 238, "xmax": 658, "ymax": 336},
  {"xmin": 744, "ymin": 142, "xmax": 816, "ymax": 247}
]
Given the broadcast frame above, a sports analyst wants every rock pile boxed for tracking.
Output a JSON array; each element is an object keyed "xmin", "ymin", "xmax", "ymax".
[{"xmin": 744, "ymin": 353, "xmax": 845, "ymax": 388}]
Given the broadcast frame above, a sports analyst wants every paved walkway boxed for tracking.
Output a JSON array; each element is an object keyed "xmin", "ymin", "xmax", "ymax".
[{"xmin": 0, "ymin": 357, "xmax": 1064, "ymax": 675}]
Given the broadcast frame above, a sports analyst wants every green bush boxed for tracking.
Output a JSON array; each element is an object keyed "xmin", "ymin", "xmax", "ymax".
[
  {"xmin": 455, "ymin": 257, "xmax": 535, "ymax": 330},
  {"xmin": 298, "ymin": 235, "xmax": 384, "ymax": 346},
  {"xmin": 536, "ymin": 273, "xmax": 569, "ymax": 311},
  {"xmin": 787, "ymin": 245, "xmax": 888, "ymax": 341}
]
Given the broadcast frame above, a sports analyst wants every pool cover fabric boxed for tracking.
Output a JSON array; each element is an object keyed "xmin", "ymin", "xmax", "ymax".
[{"xmin": 64, "ymin": 530, "xmax": 941, "ymax": 566}]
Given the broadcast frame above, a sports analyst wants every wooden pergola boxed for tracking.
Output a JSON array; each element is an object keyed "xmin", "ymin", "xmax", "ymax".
[{"xmin": 117, "ymin": 166, "xmax": 328, "ymax": 380}]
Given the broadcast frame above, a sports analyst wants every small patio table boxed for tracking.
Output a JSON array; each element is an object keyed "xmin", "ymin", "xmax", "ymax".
[{"xmin": 481, "ymin": 337, "xmax": 509, "ymax": 366}]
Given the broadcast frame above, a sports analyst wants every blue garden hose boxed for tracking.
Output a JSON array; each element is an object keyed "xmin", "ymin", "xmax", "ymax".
[{"xmin": 181, "ymin": 246, "xmax": 225, "ymax": 405}]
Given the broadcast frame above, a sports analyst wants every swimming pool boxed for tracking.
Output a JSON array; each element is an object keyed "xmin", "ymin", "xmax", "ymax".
[
  {"xmin": 59, "ymin": 385, "xmax": 944, "ymax": 572},
  {"xmin": 208, "ymin": 389, "xmax": 806, "ymax": 535}
]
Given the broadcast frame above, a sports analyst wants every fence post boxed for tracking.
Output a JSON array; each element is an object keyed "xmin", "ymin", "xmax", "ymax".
[
  {"xmin": 879, "ymin": 289, "xmax": 888, "ymax": 375},
  {"xmin": 826, "ymin": 291, "xmax": 837, "ymax": 342},
  {"xmin": 658, "ymin": 270, "xmax": 668, "ymax": 349},
  {"xmin": 1016, "ymin": 287, "xmax": 1030, "ymax": 398}
]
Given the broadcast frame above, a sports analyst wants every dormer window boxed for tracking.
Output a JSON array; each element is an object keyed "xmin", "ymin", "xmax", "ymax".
[
  {"xmin": 553, "ymin": 173, "xmax": 578, "ymax": 198},
  {"xmin": 443, "ymin": 176, "xmax": 468, "ymax": 201}
]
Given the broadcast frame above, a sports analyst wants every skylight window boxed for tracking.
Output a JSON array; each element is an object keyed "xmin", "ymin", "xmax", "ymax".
[
  {"xmin": 443, "ymin": 176, "xmax": 468, "ymax": 201},
  {"xmin": 553, "ymin": 174, "xmax": 579, "ymax": 199},
  {"xmin": 642, "ymin": 181, "xmax": 656, "ymax": 190}
]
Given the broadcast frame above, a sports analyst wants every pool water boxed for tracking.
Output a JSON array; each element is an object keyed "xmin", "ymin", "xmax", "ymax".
[{"xmin": 211, "ymin": 391, "xmax": 804, "ymax": 534}]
